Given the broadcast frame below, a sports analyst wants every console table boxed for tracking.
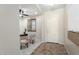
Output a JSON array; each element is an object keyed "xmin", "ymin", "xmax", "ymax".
[{"xmin": 20, "ymin": 34, "xmax": 28, "ymax": 49}]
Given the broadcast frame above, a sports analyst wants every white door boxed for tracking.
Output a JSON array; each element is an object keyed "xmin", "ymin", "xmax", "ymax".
[{"xmin": 44, "ymin": 8, "xmax": 65, "ymax": 44}]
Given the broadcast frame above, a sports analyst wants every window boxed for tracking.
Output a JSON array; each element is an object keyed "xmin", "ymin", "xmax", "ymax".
[{"xmin": 27, "ymin": 19, "xmax": 36, "ymax": 32}]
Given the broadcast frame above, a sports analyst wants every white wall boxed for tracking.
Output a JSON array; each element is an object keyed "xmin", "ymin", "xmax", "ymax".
[
  {"xmin": 0, "ymin": 5, "xmax": 20, "ymax": 54},
  {"xmin": 36, "ymin": 16, "xmax": 42, "ymax": 42},
  {"xmin": 65, "ymin": 5, "xmax": 79, "ymax": 55},
  {"xmin": 19, "ymin": 18, "xmax": 28, "ymax": 34},
  {"xmin": 41, "ymin": 7, "xmax": 66, "ymax": 44},
  {"xmin": 68, "ymin": 4, "xmax": 79, "ymax": 32}
]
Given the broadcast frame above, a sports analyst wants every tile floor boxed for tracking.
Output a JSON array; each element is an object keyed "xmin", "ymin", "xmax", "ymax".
[{"xmin": 31, "ymin": 42, "xmax": 68, "ymax": 55}]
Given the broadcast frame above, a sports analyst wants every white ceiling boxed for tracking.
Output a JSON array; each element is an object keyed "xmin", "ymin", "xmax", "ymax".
[{"xmin": 19, "ymin": 4, "xmax": 65, "ymax": 17}]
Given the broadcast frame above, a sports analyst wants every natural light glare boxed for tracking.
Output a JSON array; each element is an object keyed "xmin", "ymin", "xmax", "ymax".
[{"xmin": 47, "ymin": 4, "xmax": 55, "ymax": 6}]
